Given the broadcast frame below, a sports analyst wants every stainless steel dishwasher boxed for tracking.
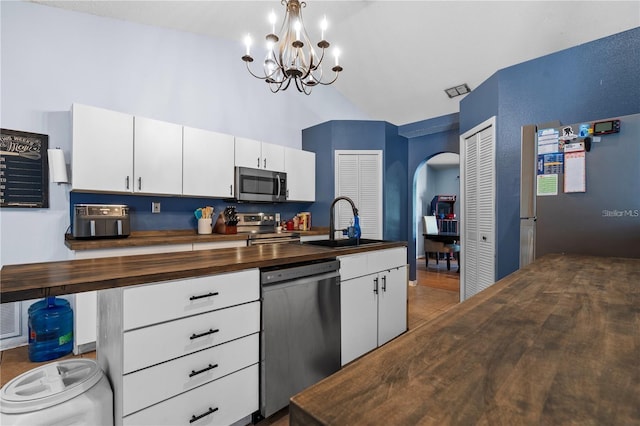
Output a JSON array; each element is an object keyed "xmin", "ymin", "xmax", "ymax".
[{"xmin": 259, "ymin": 259, "xmax": 341, "ymax": 419}]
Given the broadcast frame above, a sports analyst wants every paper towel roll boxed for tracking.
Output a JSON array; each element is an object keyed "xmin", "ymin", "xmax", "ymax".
[{"xmin": 48, "ymin": 148, "xmax": 68, "ymax": 183}]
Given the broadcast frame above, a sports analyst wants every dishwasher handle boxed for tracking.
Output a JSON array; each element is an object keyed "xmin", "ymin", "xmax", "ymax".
[{"xmin": 261, "ymin": 270, "xmax": 340, "ymax": 289}]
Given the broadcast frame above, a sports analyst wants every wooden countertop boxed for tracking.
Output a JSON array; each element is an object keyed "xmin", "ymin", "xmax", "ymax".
[
  {"xmin": 64, "ymin": 228, "xmax": 330, "ymax": 250},
  {"xmin": 0, "ymin": 240, "xmax": 406, "ymax": 303},
  {"xmin": 290, "ymin": 254, "xmax": 640, "ymax": 425}
]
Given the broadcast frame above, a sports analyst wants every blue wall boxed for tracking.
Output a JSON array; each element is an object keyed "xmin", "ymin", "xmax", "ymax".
[
  {"xmin": 303, "ymin": 27, "xmax": 640, "ymax": 282},
  {"xmin": 302, "ymin": 120, "xmax": 388, "ymax": 227},
  {"xmin": 460, "ymin": 27, "xmax": 640, "ymax": 280},
  {"xmin": 303, "ymin": 115, "xmax": 459, "ymax": 281},
  {"xmin": 404, "ymin": 115, "xmax": 460, "ymax": 279},
  {"xmin": 69, "ymin": 192, "xmax": 312, "ymax": 232}
]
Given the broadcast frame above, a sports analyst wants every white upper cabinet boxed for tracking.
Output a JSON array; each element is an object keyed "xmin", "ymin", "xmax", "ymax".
[
  {"xmin": 183, "ymin": 127, "xmax": 235, "ymax": 198},
  {"xmin": 72, "ymin": 103, "xmax": 134, "ymax": 192},
  {"xmin": 260, "ymin": 142, "xmax": 285, "ymax": 171},
  {"xmin": 284, "ymin": 147, "xmax": 315, "ymax": 202},
  {"xmin": 235, "ymin": 137, "xmax": 285, "ymax": 172},
  {"xmin": 133, "ymin": 117, "xmax": 183, "ymax": 195}
]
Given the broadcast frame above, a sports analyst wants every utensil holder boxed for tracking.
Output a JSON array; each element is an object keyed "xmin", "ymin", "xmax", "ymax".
[{"xmin": 197, "ymin": 218, "xmax": 213, "ymax": 234}]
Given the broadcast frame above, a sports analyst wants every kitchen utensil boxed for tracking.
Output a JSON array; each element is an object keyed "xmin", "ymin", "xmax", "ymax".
[{"xmin": 194, "ymin": 209, "xmax": 202, "ymax": 220}]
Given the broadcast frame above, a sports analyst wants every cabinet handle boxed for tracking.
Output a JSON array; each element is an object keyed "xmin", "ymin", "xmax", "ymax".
[
  {"xmin": 257, "ymin": 157, "xmax": 260, "ymax": 168},
  {"xmin": 190, "ymin": 407, "xmax": 218, "ymax": 423},
  {"xmin": 125, "ymin": 176, "xmax": 130, "ymax": 190},
  {"xmin": 230, "ymin": 184, "xmax": 233, "ymax": 196},
  {"xmin": 373, "ymin": 277, "xmax": 379, "ymax": 294},
  {"xmin": 189, "ymin": 291, "xmax": 219, "ymax": 301},
  {"xmin": 189, "ymin": 363, "xmax": 218, "ymax": 378},
  {"xmin": 382, "ymin": 275, "xmax": 387, "ymax": 292},
  {"xmin": 190, "ymin": 328, "xmax": 219, "ymax": 340},
  {"xmin": 264, "ymin": 158, "xmax": 267, "ymax": 168},
  {"xmin": 138, "ymin": 177, "xmax": 142, "ymax": 190}
]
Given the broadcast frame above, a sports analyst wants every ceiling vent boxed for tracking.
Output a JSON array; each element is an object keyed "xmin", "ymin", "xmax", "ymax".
[{"xmin": 445, "ymin": 84, "xmax": 471, "ymax": 98}]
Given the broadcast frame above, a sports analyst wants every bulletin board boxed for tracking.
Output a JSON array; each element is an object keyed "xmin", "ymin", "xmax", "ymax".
[{"xmin": 0, "ymin": 128, "xmax": 49, "ymax": 208}]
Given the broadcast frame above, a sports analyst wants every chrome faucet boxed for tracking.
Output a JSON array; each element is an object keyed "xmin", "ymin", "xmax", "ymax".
[{"xmin": 329, "ymin": 196, "xmax": 359, "ymax": 241}]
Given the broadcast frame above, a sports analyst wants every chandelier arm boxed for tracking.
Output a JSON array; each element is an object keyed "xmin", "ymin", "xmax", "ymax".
[
  {"xmin": 316, "ymin": 71, "xmax": 341, "ymax": 86},
  {"xmin": 244, "ymin": 61, "xmax": 271, "ymax": 81}
]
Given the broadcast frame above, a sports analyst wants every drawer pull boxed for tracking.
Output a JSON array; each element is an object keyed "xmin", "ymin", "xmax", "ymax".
[
  {"xmin": 190, "ymin": 328, "xmax": 219, "ymax": 340},
  {"xmin": 190, "ymin": 407, "xmax": 218, "ymax": 423},
  {"xmin": 189, "ymin": 363, "xmax": 219, "ymax": 378},
  {"xmin": 189, "ymin": 291, "xmax": 219, "ymax": 301}
]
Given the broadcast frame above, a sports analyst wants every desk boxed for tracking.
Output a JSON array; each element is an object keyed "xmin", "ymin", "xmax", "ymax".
[{"xmin": 423, "ymin": 232, "xmax": 460, "ymax": 271}]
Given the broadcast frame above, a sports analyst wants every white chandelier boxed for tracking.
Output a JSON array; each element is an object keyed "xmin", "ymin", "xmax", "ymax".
[{"xmin": 241, "ymin": 0, "xmax": 343, "ymax": 95}]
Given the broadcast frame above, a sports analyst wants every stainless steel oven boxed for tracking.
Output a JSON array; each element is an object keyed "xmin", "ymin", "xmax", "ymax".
[
  {"xmin": 237, "ymin": 212, "xmax": 300, "ymax": 245},
  {"xmin": 235, "ymin": 167, "xmax": 287, "ymax": 203}
]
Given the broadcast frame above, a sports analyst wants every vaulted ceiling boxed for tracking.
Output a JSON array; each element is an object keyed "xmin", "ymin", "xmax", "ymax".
[{"xmin": 29, "ymin": 1, "xmax": 640, "ymax": 125}]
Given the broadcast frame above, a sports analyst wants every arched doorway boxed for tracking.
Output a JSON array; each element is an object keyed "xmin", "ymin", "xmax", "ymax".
[{"xmin": 413, "ymin": 152, "xmax": 460, "ymax": 290}]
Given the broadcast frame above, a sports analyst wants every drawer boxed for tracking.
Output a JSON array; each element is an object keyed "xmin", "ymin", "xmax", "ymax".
[
  {"xmin": 338, "ymin": 252, "xmax": 368, "ymax": 281},
  {"xmin": 367, "ymin": 247, "xmax": 406, "ymax": 274},
  {"xmin": 122, "ymin": 334, "xmax": 258, "ymax": 416},
  {"xmin": 123, "ymin": 364, "xmax": 258, "ymax": 426},
  {"xmin": 123, "ymin": 301, "xmax": 259, "ymax": 374},
  {"xmin": 123, "ymin": 269, "xmax": 259, "ymax": 330}
]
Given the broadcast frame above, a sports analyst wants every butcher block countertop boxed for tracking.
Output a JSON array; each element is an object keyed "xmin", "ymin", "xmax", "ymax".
[
  {"xmin": 290, "ymin": 254, "xmax": 640, "ymax": 425},
  {"xmin": 0, "ymin": 240, "xmax": 406, "ymax": 303},
  {"xmin": 64, "ymin": 227, "xmax": 330, "ymax": 250}
]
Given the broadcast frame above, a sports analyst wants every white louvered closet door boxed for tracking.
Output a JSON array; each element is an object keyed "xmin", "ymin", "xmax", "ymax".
[
  {"xmin": 335, "ymin": 151, "xmax": 383, "ymax": 239},
  {"xmin": 460, "ymin": 117, "xmax": 496, "ymax": 301}
]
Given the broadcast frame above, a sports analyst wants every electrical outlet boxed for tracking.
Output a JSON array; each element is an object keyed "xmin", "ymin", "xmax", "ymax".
[{"xmin": 152, "ymin": 202, "xmax": 161, "ymax": 213}]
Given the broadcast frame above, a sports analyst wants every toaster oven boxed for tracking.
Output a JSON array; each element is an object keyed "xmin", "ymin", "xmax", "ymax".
[{"xmin": 73, "ymin": 204, "xmax": 130, "ymax": 239}]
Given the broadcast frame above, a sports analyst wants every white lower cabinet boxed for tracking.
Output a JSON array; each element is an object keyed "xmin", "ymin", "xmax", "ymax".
[
  {"xmin": 98, "ymin": 269, "xmax": 260, "ymax": 426},
  {"xmin": 123, "ymin": 364, "xmax": 258, "ymax": 426},
  {"xmin": 339, "ymin": 248, "xmax": 407, "ymax": 365}
]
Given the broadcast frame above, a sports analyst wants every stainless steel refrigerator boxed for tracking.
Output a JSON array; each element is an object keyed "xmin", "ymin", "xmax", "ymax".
[{"xmin": 520, "ymin": 113, "xmax": 640, "ymax": 267}]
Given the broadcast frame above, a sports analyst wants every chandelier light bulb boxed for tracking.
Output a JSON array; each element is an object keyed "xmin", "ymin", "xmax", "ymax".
[
  {"xmin": 320, "ymin": 16, "xmax": 328, "ymax": 40},
  {"xmin": 333, "ymin": 48, "xmax": 340, "ymax": 66},
  {"xmin": 244, "ymin": 34, "xmax": 252, "ymax": 56},
  {"xmin": 269, "ymin": 10, "xmax": 277, "ymax": 34},
  {"xmin": 241, "ymin": 0, "xmax": 343, "ymax": 94},
  {"xmin": 294, "ymin": 20, "xmax": 301, "ymax": 41}
]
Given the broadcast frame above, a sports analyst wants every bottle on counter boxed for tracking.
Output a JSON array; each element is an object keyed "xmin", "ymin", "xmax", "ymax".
[{"xmin": 28, "ymin": 296, "xmax": 74, "ymax": 362}]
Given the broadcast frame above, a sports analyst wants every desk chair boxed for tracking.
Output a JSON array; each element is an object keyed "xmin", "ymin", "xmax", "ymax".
[{"xmin": 423, "ymin": 216, "xmax": 460, "ymax": 271}]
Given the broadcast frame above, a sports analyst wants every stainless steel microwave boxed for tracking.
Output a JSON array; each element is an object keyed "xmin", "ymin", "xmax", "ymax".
[{"xmin": 235, "ymin": 167, "xmax": 287, "ymax": 202}]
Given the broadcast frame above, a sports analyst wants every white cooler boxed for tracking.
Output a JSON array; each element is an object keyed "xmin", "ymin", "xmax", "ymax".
[{"xmin": 0, "ymin": 358, "xmax": 113, "ymax": 425}]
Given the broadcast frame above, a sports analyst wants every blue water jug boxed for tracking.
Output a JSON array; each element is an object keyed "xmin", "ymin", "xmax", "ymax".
[{"xmin": 28, "ymin": 296, "xmax": 74, "ymax": 362}]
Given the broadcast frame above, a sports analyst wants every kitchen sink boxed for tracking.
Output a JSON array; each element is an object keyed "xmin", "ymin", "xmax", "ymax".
[{"xmin": 303, "ymin": 238, "xmax": 387, "ymax": 248}]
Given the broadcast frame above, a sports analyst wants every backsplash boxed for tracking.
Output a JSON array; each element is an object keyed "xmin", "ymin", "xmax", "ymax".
[{"xmin": 69, "ymin": 192, "xmax": 312, "ymax": 233}]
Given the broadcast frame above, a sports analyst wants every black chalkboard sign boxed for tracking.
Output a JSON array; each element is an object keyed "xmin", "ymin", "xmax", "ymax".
[{"xmin": 0, "ymin": 128, "xmax": 49, "ymax": 208}]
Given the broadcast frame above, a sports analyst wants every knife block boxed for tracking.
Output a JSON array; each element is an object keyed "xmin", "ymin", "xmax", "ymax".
[{"xmin": 214, "ymin": 213, "xmax": 237, "ymax": 234}]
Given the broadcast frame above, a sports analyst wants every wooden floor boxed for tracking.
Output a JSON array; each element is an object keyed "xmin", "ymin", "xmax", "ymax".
[{"xmin": 256, "ymin": 257, "xmax": 460, "ymax": 426}]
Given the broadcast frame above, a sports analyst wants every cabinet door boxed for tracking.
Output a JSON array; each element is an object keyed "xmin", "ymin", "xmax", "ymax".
[
  {"xmin": 261, "ymin": 142, "xmax": 285, "ymax": 172},
  {"xmin": 377, "ymin": 266, "xmax": 407, "ymax": 346},
  {"xmin": 340, "ymin": 275, "xmax": 378, "ymax": 365},
  {"xmin": 285, "ymin": 147, "xmax": 315, "ymax": 201},
  {"xmin": 133, "ymin": 116, "xmax": 183, "ymax": 195},
  {"xmin": 72, "ymin": 103, "xmax": 134, "ymax": 192},
  {"xmin": 235, "ymin": 137, "xmax": 262, "ymax": 169},
  {"xmin": 183, "ymin": 127, "xmax": 235, "ymax": 198}
]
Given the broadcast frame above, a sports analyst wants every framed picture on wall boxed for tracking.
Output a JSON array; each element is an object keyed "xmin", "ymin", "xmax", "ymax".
[{"xmin": 0, "ymin": 128, "xmax": 49, "ymax": 208}]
